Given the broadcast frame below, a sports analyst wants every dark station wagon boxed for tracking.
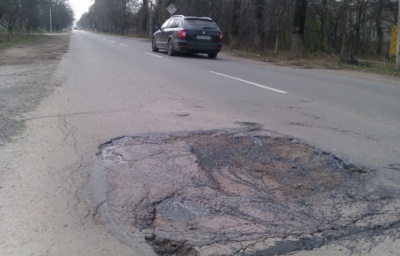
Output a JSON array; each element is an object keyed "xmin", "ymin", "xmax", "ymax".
[{"xmin": 152, "ymin": 15, "xmax": 223, "ymax": 59}]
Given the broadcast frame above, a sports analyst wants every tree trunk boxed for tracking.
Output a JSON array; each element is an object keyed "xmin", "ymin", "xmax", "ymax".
[
  {"xmin": 375, "ymin": 0, "xmax": 384, "ymax": 55},
  {"xmin": 320, "ymin": 0, "xmax": 327, "ymax": 52},
  {"xmin": 101, "ymin": 16, "xmax": 105, "ymax": 32},
  {"xmin": 350, "ymin": 0, "xmax": 365, "ymax": 56},
  {"xmin": 254, "ymin": 0, "xmax": 265, "ymax": 49},
  {"xmin": 274, "ymin": 24, "xmax": 280, "ymax": 55},
  {"xmin": 142, "ymin": 0, "xmax": 148, "ymax": 35},
  {"xmin": 6, "ymin": 14, "xmax": 18, "ymax": 40},
  {"xmin": 291, "ymin": 0, "xmax": 308, "ymax": 56},
  {"xmin": 273, "ymin": 0, "xmax": 288, "ymax": 55},
  {"xmin": 230, "ymin": 0, "xmax": 241, "ymax": 48}
]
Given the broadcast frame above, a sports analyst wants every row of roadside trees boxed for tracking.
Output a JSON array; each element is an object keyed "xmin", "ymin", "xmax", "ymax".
[
  {"xmin": 0, "ymin": 0, "xmax": 74, "ymax": 39},
  {"xmin": 1, "ymin": 0, "xmax": 397, "ymax": 63},
  {"xmin": 78, "ymin": 0, "xmax": 399, "ymax": 59}
]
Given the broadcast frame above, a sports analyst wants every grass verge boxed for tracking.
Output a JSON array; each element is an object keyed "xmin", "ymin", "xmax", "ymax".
[
  {"xmin": 224, "ymin": 48, "xmax": 400, "ymax": 77},
  {"xmin": 0, "ymin": 34, "xmax": 45, "ymax": 49}
]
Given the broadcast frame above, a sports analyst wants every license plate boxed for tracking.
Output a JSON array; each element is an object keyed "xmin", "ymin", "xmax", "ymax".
[{"xmin": 197, "ymin": 35, "xmax": 211, "ymax": 40}]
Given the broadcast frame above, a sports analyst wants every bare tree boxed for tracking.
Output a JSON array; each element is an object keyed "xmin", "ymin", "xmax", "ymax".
[
  {"xmin": 292, "ymin": 0, "xmax": 308, "ymax": 56},
  {"xmin": 75, "ymin": 0, "xmax": 398, "ymax": 60},
  {"xmin": 20, "ymin": 0, "xmax": 41, "ymax": 33},
  {"xmin": 271, "ymin": 0, "xmax": 289, "ymax": 54},
  {"xmin": 229, "ymin": 0, "xmax": 241, "ymax": 48},
  {"xmin": 137, "ymin": 0, "xmax": 149, "ymax": 35},
  {"xmin": 0, "ymin": 0, "xmax": 21, "ymax": 39},
  {"xmin": 251, "ymin": 0, "xmax": 266, "ymax": 49}
]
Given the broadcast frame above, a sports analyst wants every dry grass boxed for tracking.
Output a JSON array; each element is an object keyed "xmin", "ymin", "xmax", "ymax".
[
  {"xmin": 0, "ymin": 34, "xmax": 45, "ymax": 49},
  {"xmin": 224, "ymin": 48, "xmax": 400, "ymax": 77}
]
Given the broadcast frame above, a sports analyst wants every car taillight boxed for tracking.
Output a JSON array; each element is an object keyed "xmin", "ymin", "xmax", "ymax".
[
  {"xmin": 178, "ymin": 29, "xmax": 186, "ymax": 39},
  {"xmin": 219, "ymin": 31, "xmax": 223, "ymax": 42}
]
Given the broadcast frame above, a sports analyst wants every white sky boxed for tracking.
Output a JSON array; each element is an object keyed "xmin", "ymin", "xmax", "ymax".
[{"xmin": 70, "ymin": 0, "xmax": 93, "ymax": 21}]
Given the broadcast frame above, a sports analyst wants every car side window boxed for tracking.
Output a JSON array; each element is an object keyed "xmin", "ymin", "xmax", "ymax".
[
  {"xmin": 161, "ymin": 19, "xmax": 171, "ymax": 29},
  {"xmin": 170, "ymin": 19, "xmax": 179, "ymax": 28}
]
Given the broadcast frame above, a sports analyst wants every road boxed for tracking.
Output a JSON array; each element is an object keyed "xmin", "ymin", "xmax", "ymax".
[
  {"xmin": 92, "ymin": 32, "xmax": 400, "ymax": 167},
  {"xmin": 71, "ymin": 31, "xmax": 399, "ymax": 168},
  {"xmin": 1, "ymin": 31, "xmax": 399, "ymax": 255}
]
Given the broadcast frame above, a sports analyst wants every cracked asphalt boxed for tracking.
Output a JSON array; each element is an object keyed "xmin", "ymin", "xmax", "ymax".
[{"xmin": 1, "ymin": 31, "xmax": 399, "ymax": 256}]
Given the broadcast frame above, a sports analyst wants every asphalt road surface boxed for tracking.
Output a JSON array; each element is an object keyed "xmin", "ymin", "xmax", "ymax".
[
  {"xmin": 70, "ymin": 31, "xmax": 399, "ymax": 168},
  {"xmin": 1, "ymin": 31, "xmax": 399, "ymax": 255}
]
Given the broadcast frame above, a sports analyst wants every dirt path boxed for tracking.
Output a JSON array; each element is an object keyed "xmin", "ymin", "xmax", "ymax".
[{"xmin": 0, "ymin": 35, "xmax": 70, "ymax": 145}]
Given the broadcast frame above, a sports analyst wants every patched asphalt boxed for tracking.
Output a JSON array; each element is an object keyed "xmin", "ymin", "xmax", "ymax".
[{"xmin": 94, "ymin": 127, "xmax": 400, "ymax": 255}]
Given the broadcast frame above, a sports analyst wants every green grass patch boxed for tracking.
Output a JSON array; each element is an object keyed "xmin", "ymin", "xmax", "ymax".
[{"xmin": 0, "ymin": 34, "xmax": 45, "ymax": 49}]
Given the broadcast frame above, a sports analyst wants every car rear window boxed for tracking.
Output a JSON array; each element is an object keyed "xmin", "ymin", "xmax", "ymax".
[{"xmin": 184, "ymin": 19, "xmax": 219, "ymax": 29}]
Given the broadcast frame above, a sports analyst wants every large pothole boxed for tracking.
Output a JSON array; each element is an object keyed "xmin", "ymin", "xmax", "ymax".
[{"xmin": 96, "ymin": 128, "xmax": 400, "ymax": 256}]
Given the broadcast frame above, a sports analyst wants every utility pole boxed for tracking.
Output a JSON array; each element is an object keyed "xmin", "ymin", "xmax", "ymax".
[
  {"xmin": 397, "ymin": 0, "xmax": 400, "ymax": 70},
  {"xmin": 49, "ymin": 0, "xmax": 53, "ymax": 32}
]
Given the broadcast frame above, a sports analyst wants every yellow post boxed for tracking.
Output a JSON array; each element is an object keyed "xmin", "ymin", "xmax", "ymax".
[
  {"xmin": 389, "ymin": 25, "xmax": 397, "ymax": 57},
  {"xmin": 397, "ymin": 0, "xmax": 400, "ymax": 70}
]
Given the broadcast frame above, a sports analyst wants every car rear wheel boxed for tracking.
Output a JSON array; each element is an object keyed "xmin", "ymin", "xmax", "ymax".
[
  {"xmin": 167, "ymin": 39, "xmax": 176, "ymax": 56},
  {"xmin": 208, "ymin": 52, "xmax": 218, "ymax": 59},
  {"xmin": 152, "ymin": 38, "xmax": 159, "ymax": 52}
]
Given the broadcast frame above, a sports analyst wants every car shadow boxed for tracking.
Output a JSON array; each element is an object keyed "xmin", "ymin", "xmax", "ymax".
[{"xmin": 158, "ymin": 51, "xmax": 223, "ymax": 60}]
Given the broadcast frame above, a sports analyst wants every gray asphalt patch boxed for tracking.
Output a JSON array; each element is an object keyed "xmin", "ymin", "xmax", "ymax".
[{"xmin": 95, "ymin": 129, "xmax": 400, "ymax": 255}]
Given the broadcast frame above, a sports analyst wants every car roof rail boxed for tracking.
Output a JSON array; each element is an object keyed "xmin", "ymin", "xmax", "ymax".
[
  {"xmin": 197, "ymin": 16, "xmax": 212, "ymax": 20},
  {"xmin": 173, "ymin": 15, "xmax": 213, "ymax": 21}
]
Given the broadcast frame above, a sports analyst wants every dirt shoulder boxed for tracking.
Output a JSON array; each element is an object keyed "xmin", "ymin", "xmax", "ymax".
[
  {"xmin": 0, "ymin": 34, "xmax": 70, "ymax": 146},
  {"xmin": 313, "ymin": 68, "xmax": 400, "ymax": 86},
  {"xmin": 0, "ymin": 32, "xmax": 150, "ymax": 256}
]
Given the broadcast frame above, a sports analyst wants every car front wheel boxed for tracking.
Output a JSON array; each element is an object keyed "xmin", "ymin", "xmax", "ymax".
[{"xmin": 167, "ymin": 39, "xmax": 176, "ymax": 56}]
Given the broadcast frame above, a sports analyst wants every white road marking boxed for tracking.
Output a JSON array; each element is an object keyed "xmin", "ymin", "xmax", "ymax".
[
  {"xmin": 210, "ymin": 71, "xmax": 287, "ymax": 94},
  {"xmin": 109, "ymin": 40, "xmax": 115, "ymax": 43},
  {"xmin": 120, "ymin": 44, "xmax": 128, "ymax": 47},
  {"xmin": 145, "ymin": 52, "xmax": 162, "ymax": 58}
]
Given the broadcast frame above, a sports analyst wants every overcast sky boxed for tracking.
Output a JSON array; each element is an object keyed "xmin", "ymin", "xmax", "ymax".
[{"xmin": 70, "ymin": 0, "xmax": 93, "ymax": 21}]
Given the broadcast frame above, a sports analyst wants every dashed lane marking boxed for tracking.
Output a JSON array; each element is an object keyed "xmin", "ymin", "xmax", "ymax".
[
  {"xmin": 145, "ymin": 52, "xmax": 162, "ymax": 58},
  {"xmin": 210, "ymin": 71, "xmax": 287, "ymax": 94}
]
